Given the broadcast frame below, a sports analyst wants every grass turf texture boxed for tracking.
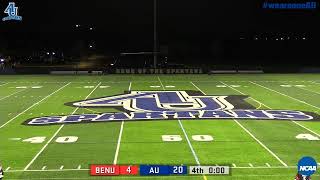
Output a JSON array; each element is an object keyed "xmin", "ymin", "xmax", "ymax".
[{"xmin": 0, "ymin": 74, "xmax": 320, "ymax": 180}]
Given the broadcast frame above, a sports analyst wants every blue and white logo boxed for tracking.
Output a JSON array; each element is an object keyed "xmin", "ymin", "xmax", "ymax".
[
  {"xmin": 298, "ymin": 156, "xmax": 317, "ymax": 176},
  {"xmin": 2, "ymin": 2, "xmax": 22, "ymax": 21},
  {"xmin": 24, "ymin": 90, "xmax": 319, "ymax": 126}
]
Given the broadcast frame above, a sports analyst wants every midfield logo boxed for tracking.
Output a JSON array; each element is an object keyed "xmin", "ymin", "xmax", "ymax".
[{"xmin": 25, "ymin": 91, "xmax": 318, "ymax": 125}]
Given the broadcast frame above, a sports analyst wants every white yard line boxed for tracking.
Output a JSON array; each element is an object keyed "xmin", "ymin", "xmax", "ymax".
[
  {"xmin": 290, "ymin": 119, "xmax": 320, "ymax": 137},
  {"xmin": 113, "ymin": 82, "xmax": 131, "ymax": 165},
  {"xmin": 0, "ymin": 88, "xmax": 26, "ymax": 101},
  {"xmin": 311, "ymin": 81, "xmax": 320, "ymax": 85},
  {"xmin": 157, "ymin": 76, "xmax": 165, "ymax": 90},
  {"xmin": 250, "ymin": 81, "xmax": 320, "ymax": 110},
  {"xmin": 5, "ymin": 167, "xmax": 11, "ymax": 171},
  {"xmin": 23, "ymin": 82, "xmax": 101, "ymax": 170},
  {"xmin": 77, "ymin": 165, "xmax": 81, "ymax": 170},
  {"xmin": 177, "ymin": 120, "xmax": 201, "ymax": 165},
  {"xmin": 24, "ymin": 125, "xmax": 65, "ymax": 170},
  {"xmin": 128, "ymin": 81, "xmax": 132, "ymax": 91},
  {"xmin": 248, "ymin": 81, "xmax": 320, "ymax": 137},
  {"xmin": 233, "ymin": 166, "xmax": 295, "ymax": 169},
  {"xmin": 266, "ymin": 163, "xmax": 271, "ymax": 167},
  {"xmin": 0, "ymin": 82, "xmax": 9, "ymax": 87},
  {"xmin": 8, "ymin": 169, "xmax": 90, "ymax": 172},
  {"xmin": 233, "ymin": 120, "xmax": 288, "ymax": 167},
  {"xmin": 159, "ymin": 78, "xmax": 202, "ymax": 166},
  {"xmin": 191, "ymin": 81, "xmax": 288, "ymax": 167},
  {"xmin": 296, "ymin": 86, "xmax": 320, "ymax": 96},
  {"xmin": 0, "ymin": 82, "xmax": 71, "ymax": 129},
  {"xmin": 113, "ymin": 120, "xmax": 124, "ymax": 164},
  {"xmin": 219, "ymin": 81, "xmax": 272, "ymax": 109}
]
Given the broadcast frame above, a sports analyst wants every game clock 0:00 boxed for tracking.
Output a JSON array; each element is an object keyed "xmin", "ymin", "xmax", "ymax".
[{"xmin": 189, "ymin": 166, "xmax": 230, "ymax": 175}]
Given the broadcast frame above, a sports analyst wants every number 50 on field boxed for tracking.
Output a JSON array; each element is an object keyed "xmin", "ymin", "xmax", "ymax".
[{"xmin": 162, "ymin": 135, "xmax": 213, "ymax": 142}]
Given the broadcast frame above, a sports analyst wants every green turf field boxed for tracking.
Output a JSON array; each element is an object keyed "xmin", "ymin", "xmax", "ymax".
[{"xmin": 0, "ymin": 74, "xmax": 319, "ymax": 179}]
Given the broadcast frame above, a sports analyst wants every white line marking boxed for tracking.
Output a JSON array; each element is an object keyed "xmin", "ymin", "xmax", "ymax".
[
  {"xmin": 9, "ymin": 138, "xmax": 21, "ymax": 140},
  {"xmin": 191, "ymin": 81, "xmax": 288, "ymax": 167},
  {"xmin": 266, "ymin": 163, "xmax": 271, "ymax": 167},
  {"xmin": 8, "ymin": 169, "xmax": 90, "ymax": 172},
  {"xmin": 190, "ymin": 82, "xmax": 206, "ymax": 95},
  {"xmin": 24, "ymin": 125, "xmax": 65, "ymax": 171},
  {"xmin": 128, "ymin": 82, "xmax": 132, "ymax": 91},
  {"xmin": 231, "ymin": 85, "xmax": 241, "ymax": 87},
  {"xmin": 59, "ymin": 166, "xmax": 64, "ymax": 170},
  {"xmin": 248, "ymin": 81, "xmax": 320, "ymax": 137},
  {"xmin": 250, "ymin": 81, "xmax": 320, "ymax": 110},
  {"xmin": 0, "ymin": 82, "xmax": 71, "ymax": 129},
  {"xmin": 113, "ymin": 82, "xmax": 131, "ymax": 165},
  {"xmin": 42, "ymin": 166, "xmax": 46, "ymax": 170},
  {"xmin": 113, "ymin": 120, "xmax": 124, "ymax": 164},
  {"xmin": 0, "ymin": 82, "xmax": 9, "ymax": 87},
  {"xmin": 297, "ymin": 86, "xmax": 320, "ymax": 96},
  {"xmin": 23, "ymin": 82, "xmax": 101, "ymax": 170},
  {"xmin": 5, "ymin": 167, "xmax": 11, "ymax": 171},
  {"xmin": 0, "ymin": 89, "xmax": 26, "ymax": 101},
  {"xmin": 177, "ymin": 120, "xmax": 201, "ymax": 166},
  {"xmin": 235, "ymin": 120, "xmax": 287, "ymax": 167},
  {"xmin": 219, "ymin": 81, "xmax": 271, "ymax": 108},
  {"xmin": 15, "ymin": 86, "xmax": 27, "ymax": 89},
  {"xmin": 158, "ymin": 77, "xmax": 165, "ymax": 90},
  {"xmin": 233, "ymin": 166, "xmax": 294, "ymax": 169},
  {"xmin": 232, "ymin": 163, "xmax": 236, "ymax": 167},
  {"xmin": 160, "ymin": 78, "xmax": 201, "ymax": 166},
  {"xmin": 291, "ymin": 121, "xmax": 320, "ymax": 137},
  {"xmin": 77, "ymin": 165, "xmax": 81, "ymax": 170},
  {"xmin": 221, "ymin": 81, "xmax": 320, "ymax": 136},
  {"xmin": 249, "ymin": 163, "xmax": 253, "ymax": 167},
  {"xmin": 216, "ymin": 85, "xmax": 226, "ymax": 87}
]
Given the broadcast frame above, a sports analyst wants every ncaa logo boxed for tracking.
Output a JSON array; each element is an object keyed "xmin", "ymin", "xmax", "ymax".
[{"xmin": 297, "ymin": 156, "xmax": 317, "ymax": 177}]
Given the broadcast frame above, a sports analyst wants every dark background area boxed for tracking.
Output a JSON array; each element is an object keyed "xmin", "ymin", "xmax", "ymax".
[{"xmin": 0, "ymin": 0, "xmax": 319, "ymax": 69}]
